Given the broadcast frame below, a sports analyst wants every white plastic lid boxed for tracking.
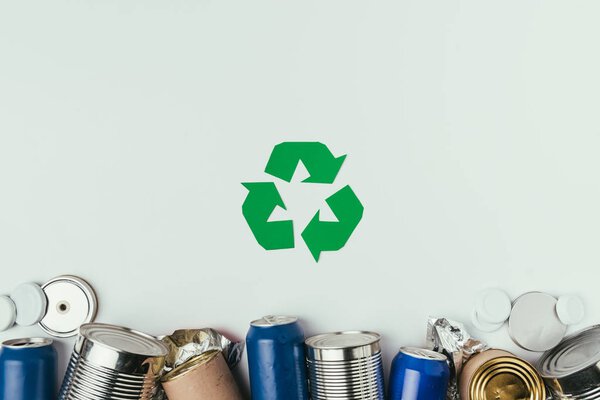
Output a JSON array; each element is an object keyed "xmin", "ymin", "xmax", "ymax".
[
  {"xmin": 471, "ymin": 307, "xmax": 504, "ymax": 333},
  {"xmin": 556, "ymin": 295, "xmax": 585, "ymax": 326},
  {"xmin": 11, "ymin": 282, "xmax": 48, "ymax": 326},
  {"xmin": 475, "ymin": 288, "xmax": 512, "ymax": 324},
  {"xmin": 0, "ymin": 295, "xmax": 17, "ymax": 332}
]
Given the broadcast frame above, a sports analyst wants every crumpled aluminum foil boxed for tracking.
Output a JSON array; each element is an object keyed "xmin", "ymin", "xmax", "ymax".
[
  {"xmin": 426, "ymin": 317, "xmax": 488, "ymax": 400},
  {"xmin": 153, "ymin": 328, "xmax": 244, "ymax": 400}
]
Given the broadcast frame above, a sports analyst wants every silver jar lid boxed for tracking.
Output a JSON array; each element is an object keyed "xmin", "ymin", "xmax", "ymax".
[
  {"xmin": 75, "ymin": 323, "xmax": 168, "ymax": 375},
  {"xmin": 39, "ymin": 275, "xmax": 98, "ymax": 338},
  {"xmin": 305, "ymin": 331, "xmax": 381, "ymax": 361}
]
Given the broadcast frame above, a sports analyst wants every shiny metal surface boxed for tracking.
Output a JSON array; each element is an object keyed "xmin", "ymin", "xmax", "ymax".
[
  {"xmin": 250, "ymin": 315, "xmax": 298, "ymax": 327},
  {"xmin": 538, "ymin": 325, "xmax": 600, "ymax": 399},
  {"xmin": 39, "ymin": 275, "xmax": 98, "ymax": 338},
  {"xmin": 306, "ymin": 331, "xmax": 384, "ymax": 399},
  {"xmin": 2, "ymin": 337, "xmax": 53, "ymax": 349},
  {"xmin": 399, "ymin": 347, "xmax": 448, "ymax": 361},
  {"xmin": 306, "ymin": 331, "xmax": 381, "ymax": 362},
  {"xmin": 59, "ymin": 323, "xmax": 168, "ymax": 400}
]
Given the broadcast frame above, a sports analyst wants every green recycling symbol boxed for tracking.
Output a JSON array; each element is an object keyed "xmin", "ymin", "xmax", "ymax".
[{"xmin": 242, "ymin": 142, "xmax": 364, "ymax": 261}]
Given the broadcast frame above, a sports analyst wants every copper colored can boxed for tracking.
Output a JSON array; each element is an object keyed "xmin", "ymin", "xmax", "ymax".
[
  {"xmin": 459, "ymin": 349, "xmax": 546, "ymax": 400},
  {"xmin": 161, "ymin": 350, "xmax": 243, "ymax": 400}
]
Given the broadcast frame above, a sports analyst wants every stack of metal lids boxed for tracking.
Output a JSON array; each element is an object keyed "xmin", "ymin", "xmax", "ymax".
[
  {"xmin": 305, "ymin": 331, "xmax": 384, "ymax": 400},
  {"xmin": 59, "ymin": 323, "xmax": 168, "ymax": 400},
  {"xmin": 538, "ymin": 325, "xmax": 600, "ymax": 399}
]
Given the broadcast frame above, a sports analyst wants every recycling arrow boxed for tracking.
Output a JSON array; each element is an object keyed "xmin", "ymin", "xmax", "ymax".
[
  {"xmin": 242, "ymin": 182, "xmax": 294, "ymax": 250},
  {"xmin": 301, "ymin": 185, "xmax": 364, "ymax": 261},
  {"xmin": 265, "ymin": 142, "xmax": 346, "ymax": 183}
]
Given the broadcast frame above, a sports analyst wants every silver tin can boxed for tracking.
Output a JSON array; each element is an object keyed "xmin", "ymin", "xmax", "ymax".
[
  {"xmin": 59, "ymin": 323, "xmax": 168, "ymax": 400},
  {"xmin": 305, "ymin": 331, "xmax": 384, "ymax": 400},
  {"xmin": 538, "ymin": 325, "xmax": 600, "ymax": 399}
]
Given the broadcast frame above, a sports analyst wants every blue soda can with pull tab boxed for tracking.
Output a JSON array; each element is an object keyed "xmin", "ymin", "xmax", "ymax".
[
  {"xmin": 388, "ymin": 347, "xmax": 450, "ymax": 400},
  {"xmin": 246, "ymin": 315, "xmax": 309, "ymax": 400},
  {"xmin": 0, "ymin": 337, "xmax": 57, "ymax": 400}
]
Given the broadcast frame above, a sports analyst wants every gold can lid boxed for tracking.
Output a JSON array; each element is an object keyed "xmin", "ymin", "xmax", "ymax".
[
  {"xmin": 470, "ymin": 356, "xmax": 546, "ymax": 400},
  {"xmin": 161, "ymin": 350, "xmax": 220, "ymax": 382}
]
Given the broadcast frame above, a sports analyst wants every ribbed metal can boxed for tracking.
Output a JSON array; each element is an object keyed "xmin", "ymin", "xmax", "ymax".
[
  {"xmin": 58, "ymin": 323, "xmax": 168, "ymax": 400},
  {"xmin": 305, "ymin": 331, "xmax": 384, "ymax": 400},
  {"xmin": 539, "ymin": 325, "xmax": 600, "ymax": 399}
]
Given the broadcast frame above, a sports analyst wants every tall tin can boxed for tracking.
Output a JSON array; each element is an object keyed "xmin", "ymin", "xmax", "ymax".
[
  {"xmin": 388, "ymin": 347, "xmax": 450, "ymax": 400},
  {"xmin": 0, "ymin": 337, "xmax": 57, "ymax": 400},
  {"xmin": 246, "ymin": 315, "xmax": 309, "ymax": 400}
]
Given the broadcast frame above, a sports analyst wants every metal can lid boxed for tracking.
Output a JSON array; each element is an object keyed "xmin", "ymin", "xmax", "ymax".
[
  {"xmin": 470, "ymin": 356, "xmax": 546, "ymax": 400},
  {"xmin": 251, "ymin": 315, "xmax": 298, "ymax": 327},
  {"xmin": 39, "ymin": 275, "xmax": 98, "ymax": 338},
  {"xmin": 1, "ymin": 337, "xmax": 53, "ymax": 349},
  {"xmin": 539, "ymin": 325, "xmax": 600, "ymax": 378},
  {"xmin": 79, "ymin": 323, "xmax": 168, "ymax": 357},
  {"xmin": 508, "ymin": 292, "xmax": 567, "ymax": 352},
  {"xmin": 399, "ymin": 347, "xmax": 447, "ymax": 361},
  {"xmin": 306, "ymin": 331, "xmax": 381, "ymax": 361}
]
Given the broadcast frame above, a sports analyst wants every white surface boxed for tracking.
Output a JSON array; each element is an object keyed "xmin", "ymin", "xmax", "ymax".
[
  {"xmin": 471, "ymin": 308, "xmax": 504, "ymax": 333},
  {"xmin": 10, "ymin": 282, "xmax": 47, "ymax": 326},
  {"xmin": 1, "ymin": 0, "xmax": 600, "ymax": 394},
  {"xmin": 557, "ymin": 295, "xmax": 586, "ymax": 326},
  {"xmin": 0, "ymin": 296, "xmax": 17, "ymax": 332},
  {"xmin": 475, "ymin": 288, "xmax": 511, "ymax": 324}
]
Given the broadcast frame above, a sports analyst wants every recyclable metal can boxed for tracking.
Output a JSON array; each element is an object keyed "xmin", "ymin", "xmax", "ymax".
[
  {"xmin": 459, "ymin": 349, "xmax": 546, "ymax": 400},
  {"xmin": 538, "ymin": 325, "xmax": 600, "ymax": 399},
  {"xmin": 58, "ymin": 323, "xmax": 168, "ymax": 400},
  {"xmin": 246, "ymin": 315, "xmax": 309, "ymax": 400},
  {"xmin": 305, "ymin": 331, "xmax": 385, "ymax": 400},
  {"xmin": 388, "ymin": 347, "xmax": 449, "ymax": 400},
  {"xmin": 0, "ymin": 338, "xmax": 57, "ymax": 400},
  {"xmin": 161, "ymin": 350, "xmax": 243, "ymax": 400}
]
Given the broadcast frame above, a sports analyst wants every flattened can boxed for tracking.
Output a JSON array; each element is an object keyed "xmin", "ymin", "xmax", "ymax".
[
  {"xmin": 388, "ymin": 347, "xmax": 449, "ymax": 400},
  {"xmin": 246, "ymin": 315, "xmax": 309, "ymax": 400},
  {"xmin": 0, "ymin": 338, "xmax": 57, "ymax": 400},
  {"xmin": 460, "ymin": 349, "xmax": 546, "ymax": 400}
]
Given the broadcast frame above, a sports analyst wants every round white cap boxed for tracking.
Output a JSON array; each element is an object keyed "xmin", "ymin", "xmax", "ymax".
[
  {"xmin": 10, "ymin": 282, "xmax": 48, "ymax": 326},
  {"xmin": 0, "ymin": 295, "xmax": 17, "ymax": 332},
  {"xmin": 471, "ymin": 308, "xmax": 504, "ymax": 333},
  {"xmin": 556, "ymin": 295, "xmax": 585, "ymax": 325},
  {"xmin": 475, "ymin": 288, "xmax": 512, "ymax": 324}
]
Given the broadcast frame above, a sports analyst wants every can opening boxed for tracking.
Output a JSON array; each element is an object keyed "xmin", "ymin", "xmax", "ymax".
[{"xmin": 2, "ymin": 337, "xmax": 53, "ymax": 348}]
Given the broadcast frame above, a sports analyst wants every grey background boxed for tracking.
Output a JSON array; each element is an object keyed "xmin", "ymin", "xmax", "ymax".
[{"xmin": 1, "ymin": 0, "xmax": 600, "ymax": 394}]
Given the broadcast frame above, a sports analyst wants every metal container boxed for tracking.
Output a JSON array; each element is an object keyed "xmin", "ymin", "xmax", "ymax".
[
  {"xmin": 0, "ymin": 338, "xmax": 57, "ymax": 400},
  {"xmin": 538, "ymin": 325, "xmax": 600, "ymax": 399},
  {"xmin": 161, "ymin": 350, "xmax": 243, "ymax": 400},
  {"xmin": 305, "ymin": 331, "xmax": 384, "ymax": 400},
  {"xmin": 459, "ymin": 349, "xmax": 546, "ymax": 400},
  {"xmin": 246, "ymin": 315, "xmax": 309, "ymax": 400},
  {"xmin": 59, "ymin": 323, "xmax": 168, "ymax": 400},
  {"xmin": 388, "ymin": 347, "xmax": 449, "ymax": 400}
]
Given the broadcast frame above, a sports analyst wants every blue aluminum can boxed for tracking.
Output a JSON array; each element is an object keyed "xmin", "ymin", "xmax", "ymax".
[
  {"xmin": 246, "ymin": 315, "xmax": 309, "ymax": 400},
  {"xmin": 0, "ymin": 338, "xmax": 57, "ymax": 400},
  {"xmin": 388, "ymin": 347, "xmax": 450, "ymax": 400}
]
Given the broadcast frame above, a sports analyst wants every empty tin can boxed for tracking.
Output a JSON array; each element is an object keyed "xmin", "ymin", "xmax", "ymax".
[
  {"xmin": 538, "ymin": 325, "xmax": 600, "ymax": 399},
  {"xmin": 0, "ymin": 338, "xmax": 57, "ymax": 400},
  {"xmin": 459, "ymin": 349, "xmax": 546, "ymax": 400},
  {"xmin": 388, "ymin": 347, "xmax": 449, "ymax": 400},
  {"xmin": 246, "ymin": 315, "xmax": 309, "ymax": 400},
  {"xmin": 305, "ymin": 331, "xmax": 385, "ymax": 400},
  {"xmin": 58, "ymin": 323, "xmax": 168, "ymax": 400}
]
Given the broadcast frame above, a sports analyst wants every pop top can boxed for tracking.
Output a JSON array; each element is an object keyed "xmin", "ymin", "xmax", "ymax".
[
  {"xmin": 246, "ymin": 315, "xmax": 309, "ymax": 400},
  {"xmin": 388, "ymin": 347, "xmax": 450, "ymax": 400},
  {"xmin": 0, "ymin": 337, "xmax": 57, "ymax": 400}
]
